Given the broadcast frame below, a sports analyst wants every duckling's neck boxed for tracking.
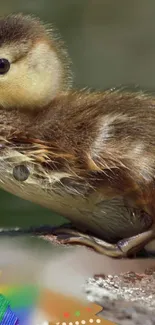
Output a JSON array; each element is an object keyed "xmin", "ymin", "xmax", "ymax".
[{"xmin": 0, "ymin": 90, "xmax": 105, "ymax": 145}]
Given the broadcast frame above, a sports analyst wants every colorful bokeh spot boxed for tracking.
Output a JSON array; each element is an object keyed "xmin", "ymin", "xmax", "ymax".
[
  {"xmin": 0, "ymin": 285, "xmax": 40, "ymax": 325},
  {"xmin": 0, "ymin": 294, "xmax": 19, "ymax": 325},
  {"xmin": 75, "ymin": 311, "xmax": 80, "ymax": 317},
  {"xmin": 55, "ymin": 320, "xmax": 102, "ymax": 325},
  {"xmin": 0, "ymin": 285, "xmax": 116, "ymax": 325},
  {"xmin": 86, "ymin": 307, "xmax": 92, "ymax": 312},
  {"xmin": 51, "ymin": 303, "xmax": 112, "ymax": 325},
  {"xmin": 63, "ymin": 312, "xmax": 70, "ymax": 318}
]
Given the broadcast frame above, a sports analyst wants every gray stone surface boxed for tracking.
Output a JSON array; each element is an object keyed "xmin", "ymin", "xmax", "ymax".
[{"xmin": 85, "ymin": 269, "xmax": 155, "ymax": 324}]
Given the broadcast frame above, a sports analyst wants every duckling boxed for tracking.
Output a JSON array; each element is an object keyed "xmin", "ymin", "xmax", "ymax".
[{"xmin": 0, "ymin": 13, "xmax": 154, "ymax": 258}]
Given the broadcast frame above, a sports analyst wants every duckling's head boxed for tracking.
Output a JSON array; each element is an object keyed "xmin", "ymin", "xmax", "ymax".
[{"xmin": 0, "ymin": 13, "xmax": 72, "ymax": 110}]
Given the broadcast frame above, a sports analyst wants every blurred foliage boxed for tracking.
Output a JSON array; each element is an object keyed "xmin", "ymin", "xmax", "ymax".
[{"xmin": 1, "ymin": 0, "xmax": 155, "ymax": 227}]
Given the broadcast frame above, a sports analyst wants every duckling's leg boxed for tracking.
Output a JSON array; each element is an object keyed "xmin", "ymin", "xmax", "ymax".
[
  {"xmin": 47, "ymin": 223, "xmax": 155, "ymax": 258},
  {"xmin": 41, "ymin": 225, "xmax": 123, "ymax": 257},
  {"xmin": 117, "ymin": 226, "xmax": 155, "ymax": 256},
  {"xmin": 0, "ymin": 223, "xmax": 154, "ymax": 258}
]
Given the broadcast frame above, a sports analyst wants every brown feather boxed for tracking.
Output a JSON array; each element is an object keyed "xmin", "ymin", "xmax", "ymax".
[{"xmin": 1, "ymin": 89, "xmax": 155, "ymax": 215}]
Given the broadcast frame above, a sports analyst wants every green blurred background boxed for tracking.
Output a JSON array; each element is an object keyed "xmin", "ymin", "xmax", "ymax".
[{"xmin": 1, "ymin": 0, "xmax": 155, "ymax": 228}]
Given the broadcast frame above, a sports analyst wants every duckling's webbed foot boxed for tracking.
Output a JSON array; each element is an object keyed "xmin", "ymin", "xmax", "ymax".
[
  {"xmin": 40, "ymin": 223, "xmax": 124, "ymax": 257},
  {"xmin": 41, "ymin": 223, "xmax": 155, "ymax": 258}
]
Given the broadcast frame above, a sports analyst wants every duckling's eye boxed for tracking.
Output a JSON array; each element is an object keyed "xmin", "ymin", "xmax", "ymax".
[
  {"xmin": 13, "ymin": 164, "xmax": 30, "ymax": 182},
  {"xmin": 0, "ymin": 58, "xmax": 10, "ymax": 75}
]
